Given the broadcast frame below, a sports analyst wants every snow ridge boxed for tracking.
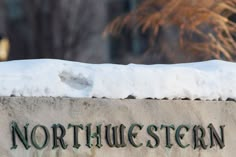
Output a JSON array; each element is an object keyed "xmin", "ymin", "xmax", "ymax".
[{"xmin": 0, "ymin": 59, "xmax": 235, "ymax": 100}]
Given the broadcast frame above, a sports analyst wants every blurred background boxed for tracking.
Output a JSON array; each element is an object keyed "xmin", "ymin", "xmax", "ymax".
[{"xmin": 0, "ymin": 0, "xmax": 236, "ymax": 64}]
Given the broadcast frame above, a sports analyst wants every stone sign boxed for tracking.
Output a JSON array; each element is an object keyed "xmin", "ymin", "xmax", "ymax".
[{"xmin": 0, "ymin": 97, "xmax": 235, "ymax": 157}]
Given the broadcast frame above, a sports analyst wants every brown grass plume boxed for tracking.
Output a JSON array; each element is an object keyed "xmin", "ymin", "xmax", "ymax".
[{"xmin": 105, "ymin": 0, "xmax": 236, "ymax": 63}]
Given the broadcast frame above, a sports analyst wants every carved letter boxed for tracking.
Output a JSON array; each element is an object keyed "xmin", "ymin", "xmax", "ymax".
[
  {"xmin": 161, "ymin": 125, "xmax": 175, "ymax": 148},
  {"xmin": 105, "ymin": 124, "xmax": 126, "ymax": 148},
  {"xmin": 68, "ymin": 124, "xmax": 84, "ymax": 149},
  {"xmin": 86, "ymin": 124, "xmax": 103, "ymax": 148},
  {"xmin": 208, "ymin": 124, "xmax": 225, "ymax": 149},
  {"xmin": 193, "ymin": 125, "xmax": 208, "ymax": 149},
  {"xmin": 11, "ymin": 121, "xmax": 30, "ymax": 150},
  {"xmin": 52, "ymin": 124, "xmax": 68, "ymax": 149},
  {"xmin": 128, "ymin": 124, "xmax": 143, "ymax": 148},
  {"xmin": 146, "ymin": 125, "xmax": 160, "ymax": 148},
  {"xmin": 175, "ymin": 125, "xmax": 190, "ymax": 148},
  {"xmin": 31, "ymin": 125, "xmax": 50, "ymax": 149}
]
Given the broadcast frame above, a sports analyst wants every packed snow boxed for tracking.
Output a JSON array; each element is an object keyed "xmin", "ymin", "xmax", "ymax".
[{"xmin": 0, "ymin": 59, "xmax": 235, "ymax": 100}]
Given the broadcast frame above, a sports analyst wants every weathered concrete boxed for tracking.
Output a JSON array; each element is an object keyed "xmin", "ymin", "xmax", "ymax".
[{"xmin": 0, "ymin": 97, "xmax": 235, "ymax": 157}]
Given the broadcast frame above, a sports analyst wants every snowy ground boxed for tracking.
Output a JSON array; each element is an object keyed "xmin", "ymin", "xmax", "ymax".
[{"xmin": 0, "ymin": 59, "xmax": 235, "ymax": 100}]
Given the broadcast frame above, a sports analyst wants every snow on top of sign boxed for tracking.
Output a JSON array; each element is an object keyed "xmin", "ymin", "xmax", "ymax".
[{"xmin": 0, "ymin": 59, "xmax": 235, "ymax": 100}]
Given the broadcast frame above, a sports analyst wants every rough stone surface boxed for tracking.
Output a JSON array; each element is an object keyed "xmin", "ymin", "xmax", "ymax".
[{"xmin": 0, "ymin": 97, "xmax": 235, "ymax": 157}]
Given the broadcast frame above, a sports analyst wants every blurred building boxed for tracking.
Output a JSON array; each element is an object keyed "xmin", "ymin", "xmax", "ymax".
[
  {"xmin": 2, "ymin": 0, "xmax": 235, "ymax": 64},
  {"xmin": 0, "ymin": 0, "xmax": 145, "ymax": 64}
]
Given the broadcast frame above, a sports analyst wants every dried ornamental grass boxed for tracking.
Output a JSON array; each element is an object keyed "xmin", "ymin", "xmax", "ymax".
[{"xmin": 105, "ymin": 0, "xmax": 236, "ymax": 62}]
